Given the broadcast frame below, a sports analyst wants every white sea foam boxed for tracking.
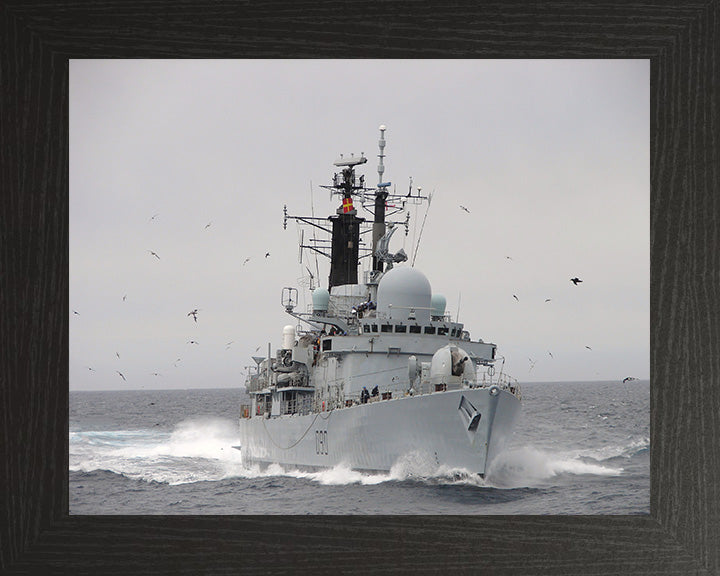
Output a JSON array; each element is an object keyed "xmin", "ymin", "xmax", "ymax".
[
  {"xmin": 293, "ymin": 462, "xmax": 391, "ymax": 486},
  {"xmin": 266, "ymin": 451, "xmax": 489, "ymax": 487},
  {"xmin": 565, "ymin": 436, "xmax": 649, "ymax": 462},
  {"xmin": 485, "ymin": 445, "xmax": 625, "ymax": 488},
  {"xmin": 70, "ymin": 417, "xmax": 246, "ymax": 485}
]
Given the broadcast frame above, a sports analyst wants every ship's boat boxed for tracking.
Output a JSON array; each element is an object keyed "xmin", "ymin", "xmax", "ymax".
[{"xmin": 238, "ymin": 126, "xmax": 521, "ymax": 477}]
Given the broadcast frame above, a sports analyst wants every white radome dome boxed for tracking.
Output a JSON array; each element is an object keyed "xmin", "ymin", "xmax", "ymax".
[{"xmin": 376, "ymin": 266, "xmax": 432, "ymax": 322}]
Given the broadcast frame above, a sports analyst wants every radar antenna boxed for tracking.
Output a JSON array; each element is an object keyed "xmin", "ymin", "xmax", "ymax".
[{"xmin": 377, "ymin": 124, "xmax": 387, "ymax": 187}]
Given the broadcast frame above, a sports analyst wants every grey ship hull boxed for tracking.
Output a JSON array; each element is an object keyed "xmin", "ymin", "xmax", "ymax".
[{"xmin": 238, "ymin": 386, "xmax": 520, "ymax": 476}]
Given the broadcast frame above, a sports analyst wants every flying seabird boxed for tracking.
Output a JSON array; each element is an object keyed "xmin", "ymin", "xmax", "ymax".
[
  {"xmin": 571, "ymin": 277, "xmax": 583, "ymax": 285},
  {"xmin": 528, "ymin": 358, "xmax": 537, "ymax": 372},
  {"xmin": 265, "ymin": 252, "xmax": 271, "ymax": 258},
  {"xmin": 243, "ymin": 257, "xmax": 251, "ymax": 266},
  {"xmin": 513, "ymin": 295, "xmax": 519, "ymax": 301},
  {"xmin": 116, "ymin": 352, "xmax": 120, "ymax": 359},
  {"xmin": 205, "ymin": 221, "xmax": 212, "ymax": 229},
  {"xmin": 459, "ymin": 205, "xmax": 470, "ymax": 213},
  {"xmin": 585, "ymin": 346, "xmax": 592, "ymax": 350},
  {"xmin": 123, "ymin": 294, "xmax": 127, "ymax": 301},
  {"xmin": 151, "ymin": 372, "xmax": 162, "ymax": 377},
  {"xmin": 188, "ymin": 340, "xmax": 199, "ymax": 345},
  {"xmin": 505, "ymin": 256, "xmax": 513, "ymax": 261},
  {"xmin": 548, "ymin": 351, "xmax": 554, "ymax": 358},
  {"xmin": 545, "ymin": 298, "xmax": 552, "ymax": 302},
  {"xmin": 86, "ymin": 366, "xmax": 95, "ymax": 371},
  {"xmin": 150, "ymin": 213, "xmax": 159, "ymax": 221},
  {"xmin": 116, "ymin": 371, "xmax": 126, "ymax": 381},
  {"xmin": 73, "ymin": 310, "xmax": 79, "ymax": 315},
  {"xmin": 188, "ymin": 309, "xmax": 199, "ymax": 322},
  {"xmin": 148, "ymin": 250, "xmax": 160, "ymax": 259},
  {"xmin": 226, "ymin": 341, "xmax": 234, "ymax": 349},
  {"xmin": 622, "ymin": 377, "xmax": 636, "ymax": 383}
]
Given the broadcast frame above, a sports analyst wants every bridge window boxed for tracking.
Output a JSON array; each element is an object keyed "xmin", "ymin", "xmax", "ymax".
[
  {"xmin": 395, "ymin": 325, "xmax": 407, "ymax": 333},
  {"xmin": 409, "ymin": 325, "xmax": 421, "ymax": 334},
  {"xmin": 424, "ymin": 326, "xmax": 436, "ymax": 335},
  {"xmin": 363, "ymin": 324, "xmax": 371, "ymax": 333},
  {"xmin": 381, "ymin": 324, "xmax": 392, "ymax": 333},
  {"xmin": 438, "ymin": 327, "xmax": 449, "ymax": 336},
  {"xmin": 322, "ymin": 339, "xmax": 332, "ymax": 351}
]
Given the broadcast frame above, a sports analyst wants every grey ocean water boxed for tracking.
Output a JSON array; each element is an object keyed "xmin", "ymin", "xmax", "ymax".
[{"xmin": 70, "ymin": 380, "xmax": 649, "ymax": 515}]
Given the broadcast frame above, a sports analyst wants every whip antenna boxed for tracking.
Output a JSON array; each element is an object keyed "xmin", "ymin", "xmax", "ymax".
[{"xmin": 411, "ymin": 189, "xmax": 433, "ymax": 266}]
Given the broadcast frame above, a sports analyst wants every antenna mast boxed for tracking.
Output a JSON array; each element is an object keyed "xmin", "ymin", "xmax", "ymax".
[
  {"xmin": 372, "ymin": 125, "xmax": 391, "ymax": 273},
  {"xmin": 378, "ymin": 124, "xmax": 386, "ymax": 185}
]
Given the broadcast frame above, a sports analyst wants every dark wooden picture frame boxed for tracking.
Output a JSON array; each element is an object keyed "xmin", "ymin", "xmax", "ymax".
[{"xmin": 1, "ymin": 2, "xmax": 718, "ymax": 574}]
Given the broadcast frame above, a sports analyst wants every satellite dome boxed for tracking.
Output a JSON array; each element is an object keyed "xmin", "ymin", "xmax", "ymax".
[
  {"xmin": 312, "ymin": 287, "xmax": 330, "ymax": 313},
  {"xmin": 431, "ymin": 294, "xmax": 447, "ymax": 319},
  {"xmin": 376, "ymin": 266, "xmax": 432, "ymax": 322}
]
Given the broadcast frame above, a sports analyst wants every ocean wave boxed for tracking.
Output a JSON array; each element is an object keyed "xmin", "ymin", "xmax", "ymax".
[
  {"xmin": 563, "ymin": 436, "xmax": 649, "ymax": 462},
  {"xmin": 228, "ymin": 456, "xmax": 490, "ymax": 488},
  {"xmin": 485, "ymin": 445, "xmax": 626, "ymax": 488},
  {"xmin": 70, "ymin": 417, "xmax": 246, "ymax": 485},
  {"xmin": 70, "ymin": 419, "xmax": 644, "ymax": 489}
]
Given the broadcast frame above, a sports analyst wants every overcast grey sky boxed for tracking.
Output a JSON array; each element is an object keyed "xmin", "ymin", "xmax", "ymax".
[{"xmin": 70, "ymin": 59, "xmax": 649, "ymax": 391}]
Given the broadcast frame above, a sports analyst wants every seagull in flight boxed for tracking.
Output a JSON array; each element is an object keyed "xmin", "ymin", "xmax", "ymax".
[
  {"xmin": 622, "ymin": 377, "xmax": 637, "ymax": 383},
  {"xmin": 86, "ymin": 366, "xmax": 95, "ymax": 371},
  {"xmin": 226, "ymin": 341, "xmax": 234, "ymax": 349},
  {"xmin": 571, "ymin": 277, "xmax": 583, "ymax": 285},
  {"xmin": 116, "ymin": 352, "xmax": 120, "ymax": 359},
  {"xmin": 585, "ymin": 345, "xmax": 592, "ymax": 350},
  {"xmin": 73, "ymin": 310, "xmax": 79, "ymax": 315},
  {"xmin": 188, "ymin": 340, "xmax": 199, "ymax": 345},
  {"xmin": 545, "ymin": 298, "xmax": 552, "ymax": 302},
  {"xmin": 513, "ymin": 294, "xmax": 519, "ymax": 302},
  {"xmin": 116, "ymin": 371, "xmax": 126, "ymax": 381},
  {"xmin": 123, "ymin": 294, "xmax": 127, "ymax": 301},
  {"xmin": 150, "ymin": 213, "xmax": 159, "ymax": 221},
  {"xmin": 459, "ymin": 205, "xmax": 470, "ymax": 213},
  {"xmin": 148, "ymin": 250, "xmax": 160, "ymax": 260},
  {"xmin": 151, "ymin": 372, "xmax": 162, "ymax": 377},
  {"xmin": 265, "ymin": 252, "xmax": 271, "ymax": 258},
  {"xmin": 548, "ymin": 351, "xmax": 554, "ymax": 358},
  {"xmin": 243, "ymin": 257, "xmax": 251, "ymax": 266},
  {"xmin": 188, "ymin": 309, "xmax": 199, "ymax": 322},
  {"xmin": 204, "ymin": 221, "xmax": 212, "ymax": 230}
]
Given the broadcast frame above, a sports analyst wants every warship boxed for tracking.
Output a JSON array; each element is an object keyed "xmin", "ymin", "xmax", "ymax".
[{"xmin": 237, "ymin": 126, "xmax": 521, "ymax": 477}]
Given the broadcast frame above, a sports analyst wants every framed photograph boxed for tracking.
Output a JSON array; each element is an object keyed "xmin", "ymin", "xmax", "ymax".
[{"xmin": 2, "ymin": 2, "xmax": 717, "ymax": 574}]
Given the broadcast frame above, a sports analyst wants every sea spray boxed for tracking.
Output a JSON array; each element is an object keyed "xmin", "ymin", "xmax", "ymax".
[{"xmin": 486, "ymin": 445, "xmax": 624, "ymax": 488}]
